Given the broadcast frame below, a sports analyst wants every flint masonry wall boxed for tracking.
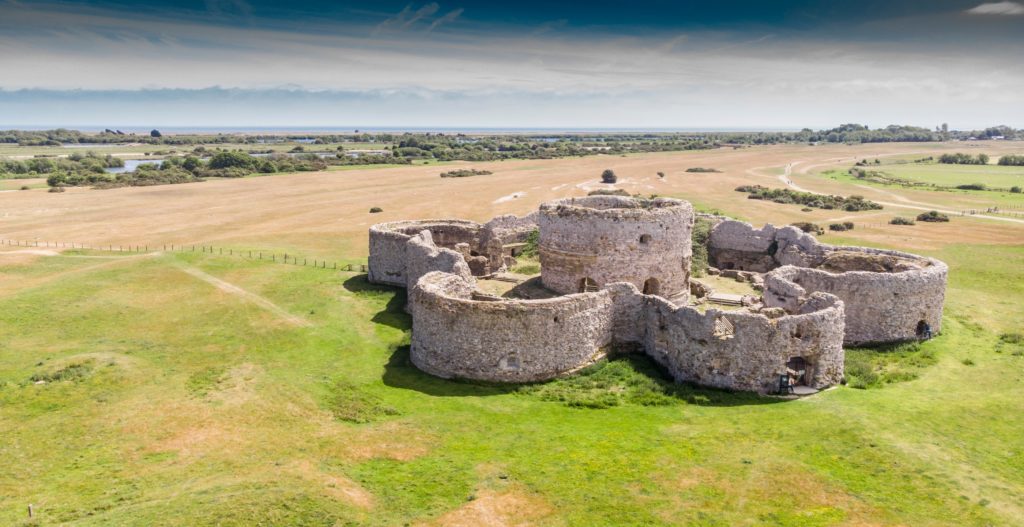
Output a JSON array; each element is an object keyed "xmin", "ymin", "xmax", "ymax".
[
  {"xmin": 539, "ymin": 196, "xmax": 694, "ymax": 300},
  {"xmin": 639, "ymin": 288, "xmax": 845, "ymax": 393},
  {"xmin": 369, "ymin": 219, "xmax": 503, "ymax": 287},
  {"xmin": 410, "ymin": 271, "xmax": 614, "ymax": 382},
  {"xmin": 707, "ymin": 220, "xmax": 948, "ymax": 345},
  {"xmin": 766, "ymin": 263, "xmax": 946, "ymax": 346},
  {"xmin": 408, "ymin": 270, "xmax": 845, "ymax": 391}
]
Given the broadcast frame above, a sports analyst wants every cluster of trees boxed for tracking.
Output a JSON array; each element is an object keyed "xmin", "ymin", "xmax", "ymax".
[
  {"xmin": 939, "ymin": 153, "xmax": 989, "ymax": 165},
  {"xmin": 1, "ymin": 152, "xmax": 123, "ymax": 179},
  {"xmin": 44, "ymin": 150, "xmax": 413, "ymax": 189},
  {"xmin": 735, "ymin": 185, "xmax": 883, "ymax": 211},
  {"xmin": 829, "ymin": 222, "xmax": 855, "ymax": 232},
  {"xmin": 998, "ymin": 155, "xmax": 1024, "ymax": 166}
]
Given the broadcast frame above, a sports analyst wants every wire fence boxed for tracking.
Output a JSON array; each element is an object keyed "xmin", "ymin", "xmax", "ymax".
[{"xmin": 0, "ymin": 238, "xmax": 368, "ymax": 272}]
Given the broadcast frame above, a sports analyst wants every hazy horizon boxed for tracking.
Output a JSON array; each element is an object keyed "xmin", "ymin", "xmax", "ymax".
[{"xmin": 2, "ymin": 0, "xmax": 1023, "ymax": 129}]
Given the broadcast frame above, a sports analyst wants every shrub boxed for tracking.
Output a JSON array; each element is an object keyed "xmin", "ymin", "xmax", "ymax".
[
  {"xmin": 955, "ymin": 183, "xmax": 986, "ymax": 191},
  {"xmin": 685, "ymin": 167, "xmax": 720, "ymax": 173},
  {"xmin": 48, "ymin": 186, "xmax": 65, "ymax": 193},
  {"xmin": 601, "ymin": 169, "xmax": 617, "ymax": 184},
  {"xmin": 691, "ymin": 217, "xmax": 714, "ymax": 277},
  {"xmin": 520, "ymin": 229, "xmax": 539, "ymax": 258},
  {"xmin": 938, "ymin": 153, "xmax": 988, "ymax": 165},
  {"xmin": 440, "ymin": 168, "xmax": 493, "ymax": 178},
  {"xmin": 916, "ymin": 210, "xmax": 950, "ymax": 222},
  {"xmin": 843, "ymin": 221, "xmax": 854, "ymax": 230},
  {"xmin": 369, "ymin": 207, "xmax": 383, "ymax": 213},
  {"xmin": 790, "ymin": 222, "xmax": 824, "ymax": 235},
  {"xmin": 828, "ymin": 223, "xmax": 848, "ymax": 231},
  {"xmin": 19, "ymin": 185, "xmax": 29, "ymax": 190},
  {"xmin": 890, "ymin": 217, "xmax": 915, "ymax": 225},
  {"xmin": 1011, "ymin": 186, "xmax": 1021, "ymax": 193},
  {"xmin": 657, "ymin": 171, "xmax": 665, "ymax": 178},
  {"xmin": 998, "ymin": 154, "xmax": 1024, "ymax": 166},
  {"xmin": 734, "ymin": 185, "xmax": 882, "ymax": 211}
]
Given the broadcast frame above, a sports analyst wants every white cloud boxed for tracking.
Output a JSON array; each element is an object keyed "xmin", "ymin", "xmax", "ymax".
[{"xmin": 965, "ymin": 1, "xmax": 1024, "ymax": 15}]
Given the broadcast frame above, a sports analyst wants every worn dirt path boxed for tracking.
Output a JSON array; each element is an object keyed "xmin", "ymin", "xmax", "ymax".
[{"xmin": 177, "ymin": 265, "xmax": 312, "ymax": 327}]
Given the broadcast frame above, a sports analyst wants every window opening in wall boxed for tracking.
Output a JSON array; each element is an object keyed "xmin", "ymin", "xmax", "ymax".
[
  {"xmin": 712, "ymin": 316, "xmax": 735, "ymax": 339},
  {"xmin": 722, "ymin": 262, "xmax": 735, "ymax": 270},
  {"xmin": 579, "ymin": 277, "xmax": 599, "ymax": 293},
  {"xmin": 639, "ymin": 234, "xmax": 652, "ymax": 244},
  {"xmin": 643, "ymin": 278, "xmax": 660, "ymax": 295}
]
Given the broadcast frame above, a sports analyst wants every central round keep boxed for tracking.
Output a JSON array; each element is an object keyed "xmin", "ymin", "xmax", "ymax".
[{"xmin": 538, "ymin": 196, "xmax": 694, "ymax": 300}]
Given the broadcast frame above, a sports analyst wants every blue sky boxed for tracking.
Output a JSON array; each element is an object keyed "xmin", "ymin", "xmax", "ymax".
[{"xmin": 1, "ymin": 0, "xmax": 1022, "ymax": 129}]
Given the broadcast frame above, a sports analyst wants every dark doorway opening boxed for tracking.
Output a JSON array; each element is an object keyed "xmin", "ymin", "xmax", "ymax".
[
  {"xmin": 916, "ymin": 320, "xmax": 932, "ymax": 339},
  {"xmin": 785, "ymin": 356, "xmax": 807, "ymax": 386},
  {"xmin": 643, "ymin": 278, "xmax": 660, "ymax": 295}
]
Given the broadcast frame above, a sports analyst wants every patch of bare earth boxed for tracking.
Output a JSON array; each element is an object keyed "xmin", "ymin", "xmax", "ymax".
[
  {"xmin": 418, "ymin": 488, "xmax": 553, "ymax": 527},
  {"xmin": 328, "ymin": 421, "xmax": 434, "ymax": 462},
  {"xmin": 289, "ymin": 460, "xmax": 374, "ymax": 509}
]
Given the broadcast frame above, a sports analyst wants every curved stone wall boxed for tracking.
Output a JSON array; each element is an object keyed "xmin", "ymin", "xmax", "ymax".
[
  {"xmin": 708, "ymin": 220, "xmax": 948, "ymax": 345},
  {"xmin": 410, "ymin": 271, "xmax": 614, "ymax": 382},
  {"xmin": 538, "ymin": 196, "xmax": 694, "ymax": 300},
  {"xmin": 369, "ymin": 219, "xmax": 503, "ymax": 287},
  {"xmin": 765, "ymin": 257, "xmax": 947, "ymax": 346}
]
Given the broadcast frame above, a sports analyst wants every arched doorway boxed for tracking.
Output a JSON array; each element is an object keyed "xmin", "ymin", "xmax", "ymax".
[
  {"xmin": 578, "ymin": 277, "xmax": 599, "ymax": 293},
  {"xmin": 643, "ymin": 278, "xmax": 660, "ymax": 295},
  {"xmin": 785, "ymin": 356, "xmax": 807, "ymax": 386},
  {"xmin": 916, "ymin": 320, "xmax": 932, "ymax": 339}
]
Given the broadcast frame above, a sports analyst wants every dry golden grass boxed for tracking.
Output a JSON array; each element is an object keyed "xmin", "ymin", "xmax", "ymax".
[{"xmin": 1, "ymin": 143, "xmax": 1021, "ymax": 262}]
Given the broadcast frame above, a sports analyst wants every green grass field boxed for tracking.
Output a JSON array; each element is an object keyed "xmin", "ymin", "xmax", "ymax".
[
  {"xmin": 1, "ymin": 239, "xmax": 1022, "ymax": 526},
  {"xmin": 881, "ymin": 163, "xmax": 1024, "ymax": 189}
]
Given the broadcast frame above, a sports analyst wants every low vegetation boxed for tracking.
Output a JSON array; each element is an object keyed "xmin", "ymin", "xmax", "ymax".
[
  {"xmin": 369, "ymin": 207, "xmax": 383, "ymax": 213},
  {"xmin": 997, "ymin": 154, "xmax": 1024, "ymax": 166},
  {"xmin": 890, "ymin": 217, "xmax": 916, "ymax": 225},
  {"xmin": 685, "ymin": 167, "xmax": 720, "ymax": 173},
  {"xmin": 601, "ymin": 169, "xmax": 617, "ymax": 183},
  {"xmin": 439, "ymin": 168, "xmax": 492, "ymax": 178},
  {"xmin": 938, "ymin": 153, "xmax": 989, "ymax": 165},
  {"xmin": 1, "ymin": 152, "xmax": 123, "ymax": 180},
  {"xmin": 735, "ymin": 185, "xmax": 883, "ymax": 211},
  {"xmin": 587, "ymin": 189, "xmax": 630, "ymax": 196},
  {"xmin": 916, "ymin": 210, "xmax": 950, "ymax": 222},
  {"xmin": 790, "ymin": 222, "xmax": 824, "ymax": 235},
  {"xmin": 691, "ymin": 217, "xmax": 714, "ymax": 276},
  {"xmin": 844, "ymin": 342, "xmax": 937, "ymax": 389},
  {"xmin": 829, "ymin": 222, "xmax": 855, "ymax": 232}
]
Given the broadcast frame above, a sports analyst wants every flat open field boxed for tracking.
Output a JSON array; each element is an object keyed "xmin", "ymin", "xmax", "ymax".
[
  {"xmin": 867, "ymin": 161, "xmax": 1024, "ymax": 189},
  {"xmin": 2, "ymin": 142, "xmax": 1023, "ymax": 526}
]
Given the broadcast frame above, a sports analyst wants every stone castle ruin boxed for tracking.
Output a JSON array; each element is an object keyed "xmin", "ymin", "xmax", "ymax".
[{"xmin": 368, "ymin": 195, "xmax": 947, "ymax": 394}]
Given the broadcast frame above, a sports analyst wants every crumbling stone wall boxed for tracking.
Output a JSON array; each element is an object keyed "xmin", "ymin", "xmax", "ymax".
[
  {"xmin": 709, "ymin": 220, "xmax": 948, "ymax": 345},
  {"xmin": 410, "ymin": 271, "xmax": 614, "ymax": 382},
  {"xmin": 369, "ymin": 219, "xmax": 504, "ymax": 287},
  {"xmin": 538, "ymin": 196, "xmax": 694, "ymax": 300},
  {"xmin": 483, "ymin": 211, "xmax": 539, "ymax": 244},
  {"xmin": 766, "ymin": 262, "xmax": 946, "ymax": 346},
  {"xmin": 601, "ymin": 281, "xmax": 845, "ymax": 393}
]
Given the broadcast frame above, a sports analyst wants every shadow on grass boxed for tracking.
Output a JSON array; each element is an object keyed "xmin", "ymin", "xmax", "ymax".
[
  {"xmin": 383, "ymin": 345, "xmax": 518, "ymax": 397},
  {"xmin": 342, "ymin": 274, "xmax": 410, "ymax": 330},
  {"xmin": 383, "ymin": 345, "xmax": 783, "ymax": 407}
]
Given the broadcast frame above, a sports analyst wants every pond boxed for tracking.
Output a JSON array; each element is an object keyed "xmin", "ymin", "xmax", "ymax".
[{"xmin": 104, "ymin": 159, "xmax": 164, "ymax": 174}]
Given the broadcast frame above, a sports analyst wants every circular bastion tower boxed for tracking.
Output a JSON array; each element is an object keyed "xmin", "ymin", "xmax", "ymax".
[{"xmin": 538, "ymin": 196, "xmax": 694, "ymax": 300}]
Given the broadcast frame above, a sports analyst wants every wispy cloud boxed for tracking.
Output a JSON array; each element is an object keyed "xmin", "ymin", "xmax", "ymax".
[
  {"xmin": 373, "ymin": 2, "xmax": 441, "ymax": 34},
  {"xmin": 428, "ymin": 8, "xmax": 463, "ymax": 32},
  {"xmin": 965, "ymin": 1, "xmax": 1024, "ymax": 15}
]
